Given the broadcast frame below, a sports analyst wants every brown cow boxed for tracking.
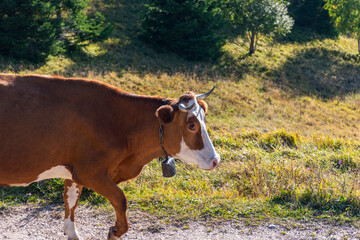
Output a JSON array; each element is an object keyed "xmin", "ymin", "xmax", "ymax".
[{"xmin": 0, "ymin": 74, "xmax": 220, "ymax": 240}]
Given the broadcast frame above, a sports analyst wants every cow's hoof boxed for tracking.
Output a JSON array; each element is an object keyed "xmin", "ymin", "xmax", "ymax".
[{"xmin": 108, "ymin": 226, "xmax": 120, "ymax": 240}]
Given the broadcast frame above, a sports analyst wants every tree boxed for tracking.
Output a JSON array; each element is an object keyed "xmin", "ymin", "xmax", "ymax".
[
  {"xmin": 226, "ymin": 0, "xmax": 294, "ymax": 55},
  {"xmin": 54, "ymin": 0, "xmax": 113, "ymax": 49},
  {"xmin": 324, "ymin": 0, "xmax": 360, "ymax": 54},
  {"xmin": 0, "ymin": 0, "xmax": 112, "ymax": 62},
  {"xmin": 288, "ymin": 0, "xmax": 336, "ymax": 36},
  {"xmin": 140, "ymin": 0, "xmax": 226, "ymax": 61},
  {"xmin": 0, "ymin": 0, "xmax": 60, "ymax": 61}
]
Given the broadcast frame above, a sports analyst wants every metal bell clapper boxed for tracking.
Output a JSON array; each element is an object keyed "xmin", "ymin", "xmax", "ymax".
[{"xmin": 161, "ymin": 156, "xmax": 176, "ymax": 178}]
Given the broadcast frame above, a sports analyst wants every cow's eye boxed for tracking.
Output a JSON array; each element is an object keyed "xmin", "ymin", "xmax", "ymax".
[{"xmin": 188, "ymin": 123, "xmax": 196, "ymax": 131}]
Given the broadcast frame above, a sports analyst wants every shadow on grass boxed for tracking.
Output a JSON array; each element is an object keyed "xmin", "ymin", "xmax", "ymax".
[
  {"xmin": 270, "ymin": 189, "xmax": 360, "ymax": 217},
  {"xmin": 0, "ymin": 56, "xmax": 43, "ymax": 73},
  {"xmin": 282, "ymin": 26, "xmax": 338, "ymax": 44},
  {"xmin": 269, "ymin": 47, "xmax": 360, "ymax": 99}
]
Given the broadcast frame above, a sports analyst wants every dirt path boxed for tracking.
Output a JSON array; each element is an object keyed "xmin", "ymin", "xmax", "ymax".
[{"xmin": 0, "ymin": 204, "xmax": 359, "ymax": 240}]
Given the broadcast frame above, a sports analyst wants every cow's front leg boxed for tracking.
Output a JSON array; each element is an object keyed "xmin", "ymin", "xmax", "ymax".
[
  {"xmin": 85, "ymin": 174, "xmax": 129, "ymax": 240},
  {"xmin": 63, "ymin": 179, "xmax": 83, "ymax": 240}
]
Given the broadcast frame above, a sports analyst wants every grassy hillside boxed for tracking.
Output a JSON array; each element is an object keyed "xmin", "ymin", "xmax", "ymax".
[{"xmin": 1, "ymin": 0, "xmax": 360, "ymax": 224}]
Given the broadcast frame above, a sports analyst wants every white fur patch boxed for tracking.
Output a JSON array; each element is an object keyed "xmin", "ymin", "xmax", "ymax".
[
  {"xmin": 36, "ymin": 165, "xmax": 73, "ymax": 181},
  {"xmin": 8, "ymin": 183, "xmax": 29, "ymax": 187},
  {"xmin": 0, "ymin": 80, "xmax": 10, "ymax": 86},
  {"xmin": 174, "ymin": 138, "xmax": 199, "ymax": 165},
  {"xmin": 63, "ymin": 184, "xmax": 80, "ymax": 239},
  {"xmin": 64, "ymin": 217, "xmax": 79, "ymax": 239},
  {"xmin": 67, "ymin": 183, "xmax": 80, "ymax": 210},
  {"xmin": 8, "ymin": 165, "xmax": 72, "ymax": 187}
]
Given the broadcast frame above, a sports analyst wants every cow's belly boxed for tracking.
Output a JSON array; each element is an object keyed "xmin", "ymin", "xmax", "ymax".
[{"xmin": 3, "ymin": 165, "xmax": 73, "ymax": 186}]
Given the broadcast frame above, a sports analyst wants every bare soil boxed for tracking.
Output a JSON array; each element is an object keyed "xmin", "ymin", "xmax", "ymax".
[{"xmin": 0, "ymin": 204, "xmax": 359, "ymax": 240}]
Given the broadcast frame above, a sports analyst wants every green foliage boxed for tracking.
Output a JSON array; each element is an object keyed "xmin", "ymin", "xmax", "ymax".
[
  {"xmin": 0, "ymin": 0, "xmax": 112, "ymax": 62},
  {"xmin": 81, "ymin": 188, "xmax": 108, "ymax": 205},
  {"xmin": 0, "ymin": 0, "xmax": 61, "ymax": 61},
  {"xmin": 324, "ymin": 0, "xmax": 360, "ymax": 53},
  {"xmin": 58, "ymin": 0, "xmax": 113, "ymax": 50},
  {"xmin": 0, "ymin": 179, "xmax": 65, "ymax": 203},
  {"xmin": 226, "ymin": 0, "xmax": 294, "ymax": 54},
  {"xmin": 139, "ymin": 0, "xmax": 226, "ymax": 61},
  {"xmin": 0, "ymin": 180, "xmax": 107, "ymax": 205},
  {"xmin": 287, "ymin": 0, "xmax": 337, "ymax": 37}
]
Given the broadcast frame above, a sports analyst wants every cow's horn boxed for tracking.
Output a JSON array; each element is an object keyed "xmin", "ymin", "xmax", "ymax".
[
  {"xmin": 178, "ymin": 102, "xmax": 195, "ymax": 112},
  {"xmin": 196, "ymin": 86, "xmax": 215, "ymax": 100}
]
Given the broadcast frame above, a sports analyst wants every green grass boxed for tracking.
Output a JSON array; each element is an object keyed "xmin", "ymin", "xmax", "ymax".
[
  {"xmin": 1, "ymin": 0, "xmax": 360, "ymax": 225},
  {"xmin": 122, "ymin": 131, "xmax": 360, "ymax": 221}
]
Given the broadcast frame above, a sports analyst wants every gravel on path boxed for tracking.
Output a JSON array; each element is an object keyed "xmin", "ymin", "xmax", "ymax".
[{"xmin": 0, "ymin": 204, "xmax": 359, "ymax": 240}]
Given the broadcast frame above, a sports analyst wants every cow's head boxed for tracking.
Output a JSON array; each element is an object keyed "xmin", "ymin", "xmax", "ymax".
[{"xmin": 156, "ymin": 87, "xmax": 220, "ymax": 170}]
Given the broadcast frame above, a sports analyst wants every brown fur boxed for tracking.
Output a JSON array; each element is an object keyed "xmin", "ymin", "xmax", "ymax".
[
  {"xmin": 197, "ymin": 100, "xmax": 208, "ymax": 113},
  {"xmin": 0, "ymin": 74, "xmax": 208, "ymax": 239}
]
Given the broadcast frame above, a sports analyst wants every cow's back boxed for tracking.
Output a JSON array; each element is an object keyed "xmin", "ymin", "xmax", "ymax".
[{"xmin": 0, "ymin": 74, "xmax": 123, "ymax": 185}]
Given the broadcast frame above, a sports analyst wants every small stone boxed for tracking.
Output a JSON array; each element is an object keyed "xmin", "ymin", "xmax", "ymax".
[{"xmin": 268, "ymin": 224, "xmax": 277, "ymax": 229}]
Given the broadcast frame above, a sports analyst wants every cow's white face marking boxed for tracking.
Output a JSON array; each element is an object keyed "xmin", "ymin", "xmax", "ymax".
[
  {"xmin": 174, "ymin": 99, "xmax": 220, "ymax": 170},
  {"xmin": 8, "ymin": 165, "xmax": 72, "ymax": 186},
  {"xmin": 64, "ymin": 217, "xmax": 79, "ymax": 239}
]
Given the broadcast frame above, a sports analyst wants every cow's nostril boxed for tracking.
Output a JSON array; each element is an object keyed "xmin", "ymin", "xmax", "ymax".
[{"xmin": 212, "ymin": 159, "xmax": 218, "ymax": 168}]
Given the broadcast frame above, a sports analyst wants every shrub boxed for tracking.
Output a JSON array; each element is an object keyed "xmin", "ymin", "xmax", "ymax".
[
  {"xmin": 0, "ymin": 0, "xmax": 112, "ymax": 62},
  {"xmin": 140, "ymin": 0, "xmax": 226, "ymax": 61},
  {"xmin": 0, "ymin": 179, "xmax": 65, "ymax": 203},
  {"xmin": 288, "ymin": 0, "xmax": 337, "ymax": 37},
  {"xmin": 325, "ymin": 0, "xmax": 360, "ymax": 54}
]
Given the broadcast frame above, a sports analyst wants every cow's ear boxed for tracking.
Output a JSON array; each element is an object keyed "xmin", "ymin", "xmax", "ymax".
[
  {"xmin": 156, "ymin": 105, "xmax": 174, "ymax": 124},
  {"xmin": 197, "ymin": 100, "xmax": 208, "ymax": 114}
]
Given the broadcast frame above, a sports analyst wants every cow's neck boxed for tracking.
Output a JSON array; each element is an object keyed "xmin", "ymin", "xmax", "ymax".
[
  {"xmin": 109, "ymin": 94, "xmax": 172, "ymax": 183},
  {"xmin": 118, "ymin": 94, "xmax": 170, "ymax": 165}
]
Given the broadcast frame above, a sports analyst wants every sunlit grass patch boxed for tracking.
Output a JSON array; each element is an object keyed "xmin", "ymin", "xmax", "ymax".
[
  {"xmin": 111, "ymin": 130, "xmax": 360, "ymax": 222},
  {"xmin": 259, "ymin": 129, "xmax": 299, "ymax": 150},
  {"xmin": 312, "ymin": 135, "xmax": 346, "ymax": 150}
]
